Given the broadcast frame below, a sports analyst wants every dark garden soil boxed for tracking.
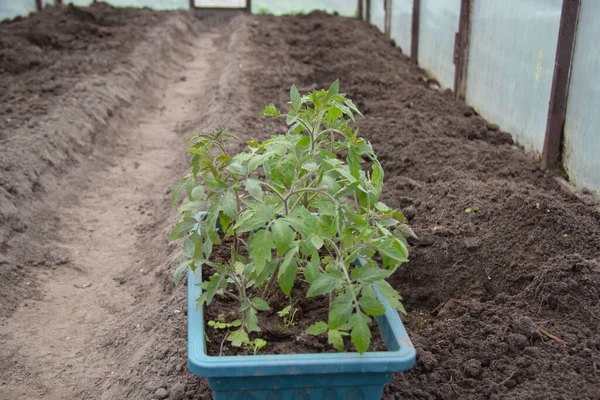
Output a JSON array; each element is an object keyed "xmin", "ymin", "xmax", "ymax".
[
  {"xmin": 202, "ymin": 239, "xmax": 387, "ymax": 356},
  {"xmin": 0, "ymin": 4, "xmax": 599, "ymax": 400}
]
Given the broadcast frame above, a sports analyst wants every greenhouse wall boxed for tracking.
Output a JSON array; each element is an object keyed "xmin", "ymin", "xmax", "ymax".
[
  {"xmin": 466, "ymin": 0, "xmax": 562, "ymax": 154},
  {"xmin": 417, "ymin": 0, "xmax": 460, "ymax": 89},
  {"xmin": 390, "ymin": 0, "xmax": 411, "ymax": 56},
  {"xmin": 369, "ymin": 0, "xmax": 385, "ymax": 33},
  {"xmin": 563, "ymin": 0, "xmax": 600, "ymax": 189}
]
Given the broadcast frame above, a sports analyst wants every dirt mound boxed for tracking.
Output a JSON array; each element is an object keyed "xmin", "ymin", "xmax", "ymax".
[
  {"xmin": 0, "ymin": 2, "xmax": 166, "ymax": 139},
  {"xmin": 239, "ymin": 12, "xmax": 600, "ymax": 399},
  {"xmin": 0, "ymin": 3, "xmax": 187, "ymax": 319}
]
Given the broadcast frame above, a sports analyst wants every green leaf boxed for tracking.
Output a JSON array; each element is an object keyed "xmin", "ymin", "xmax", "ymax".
[
  {"xmin": 228, "ymin": 329, "xmax": 249, "ymax": 347},
  {"xmin": 182, "ymin": 237, "xmax": 195, "ymax": 258},
  {"xmin": 245, "ymin": 178, "xmax": 263, "ymax": 200},
  {"xmin": 328, "ymin": 329, "xmax": 345, "ymax": 351},
  {"xmin": 296, "ymin": 135, "xmax": 311, "ymax": 147},
  {"xmin": 327, "ymin": 79, "xmax": 339, "ymax": 98},
  {"xmin": 250, "ymin": 229, "xmax": 273, "ymax": 276},
  {"xmin": 190, "ymin": 186, "xmax": 204, "ymax": 201},
  {"xmin": 222, "ymin": 190, "xmax": 237, "ymax": 219},
  {"xmin": 304, "ymin": 253, "xmax": 320, "ymax": 284},
  {"xmin": 171, "ymin": 180, "xmax": 187, "ymax": 206},
  {"xmin": 253, "ymin": 338, "xmax": 267, "ymax": 353},
  {"xmin": 271, "ymin": 219, "xmax": 296, "ymax": 255},
  {"xmin": 350, "ymin": 312, "xmax": 371, "ymax": 354},
  {"xmin": 255, "ymin": 259, "xmax": 278, "ymax": 287},
  {"xmin": 290, "ymin": 84, "xmax": 301, "ymax": 110},
  {"xmin": 359, "ymin": 296, "xmax": 386, "ymax": 316},
  {"xmin": 371, "ymin": 238, "xmax": 408, "ymax": 264},
  {"xmin": 329, "ymin": 293, "xmax": 353, "ymax": 329},
  {"xmin": 375, "ymin": 280, "xmax": 406, "ymax": 314},
  {"xmin": 173, "ymin": 259, "xmax": 191, "ymax": 285},
  {"xmin": 306, "ymin": 321, "xmax": 328, "ymax": 335},
  {"xmin": 465, "ymin": 208, "xmax": 472, "ymax": 214},
  {"xmin": 246, "ymin": 308, "xmax": 260, "ymax": 332},
  {"xmin": 252, "ymin": 297, "xmax": 270, "ymax": 311},
  {"xmin": 169, "ymin": 220, "xmax": 196, "ymax": 241},
  {"xmin": 260, "ymin": 103, "xmax": 280, "ymax": 117},
  {"xmin": 278, "ymin": 246, "xmax": 299, "ymax": 296},
  {"xmin": 307, "ymin": 272, "xmax": 342, "ymax": 297},
  {"xmin": 235, "ymin": 202, "xmax": 275, "ymax": 233},
  {"xmin": 352, "ymin": 266, "xmax": 394, "ymax": 283}
]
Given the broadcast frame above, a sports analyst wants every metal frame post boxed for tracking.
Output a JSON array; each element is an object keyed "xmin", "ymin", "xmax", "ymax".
[
  {"xmin": 384, "ymin": 0, "xmax": 392, "ymax": 38},
  {"xmin": 410, "ymin": 0, "xmax": 420, "ymax": 63},
  {"xmin": 453, "ymin": 0, "xmax": 472, "ymax": 99},
  {"xmin": 541, "ymin": 0, "xmax": 580, "ymax": 170}
]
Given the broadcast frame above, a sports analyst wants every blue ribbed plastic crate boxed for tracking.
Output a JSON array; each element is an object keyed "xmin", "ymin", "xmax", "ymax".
[{"xmin": 188, "ymin": 266, "xmax": 416, "ymax": 400}]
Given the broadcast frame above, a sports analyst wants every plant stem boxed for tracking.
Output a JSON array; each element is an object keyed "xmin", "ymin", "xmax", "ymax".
[
  {"xmin": 259, "ymin": 182, "xmax": 289, "ymax": 215},
  {"xmin": 261, "ymin": 259, "xmax": 281, "ymax": 299}
]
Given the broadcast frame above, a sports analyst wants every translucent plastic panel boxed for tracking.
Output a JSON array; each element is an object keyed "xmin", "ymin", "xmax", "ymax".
[
  {"xmin": 65, "ymin": 0, "xmax": 188, "ymax": 9},
  {"xmin": 563, "ymin": 1, "xmax": 600, "ymax": 190},
  {"xmin": 65, "ymin": 0, "xmax": 94, "ymax": 6},
  {"xmin": 390, "ymin": 0, "xmax": 411, "ymax": 55},
  {"xmin": 252, "ymin": 0, "xmax": 356, "ymax": 16},
  {"xmin": 369, "ymin": 0, "xmax": 384, "ymax": 32},
  {"xmin": 466, "ymin": 0, "xmax": 561, "ymax": 153},
  {"xmin": 0, "ymin": 1, "xmax": 37, "ymax": 20},
  {"xmin": 195, "ymin": 0, "xmax": 244, "ymax": 7},
  {"xmin": 417, "ymin": 0, "xmax": 459, "ymax": 88}
]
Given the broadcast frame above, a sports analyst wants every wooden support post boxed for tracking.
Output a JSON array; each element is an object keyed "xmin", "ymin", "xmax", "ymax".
[
  {"xmin": 366, "ymin": 0, "xmax": 371, "ymax": 24},
  {"xmin": 453, "ymin": 0, "xmax": 472, "ymax": 99},
  {"xmin": 246, "ymin": 0, "xmax": 252, "ymax": 13},
  {"xmin": 410, "ymin": 0, "xmax": 420, "ymax": 63},
  {"xmin": 384, "ymin": 0, "xmax": 392, "ymax": 38},
  {"xmin": 541, "ymin": 0, "xmax": 580, "ymax": 170},
  {"xmin": 358, "ymin": 0, "xmax": 363, "ymax": 20},
  {"xmin": 35, "ymin": 0, "xmax": 43, "ymax": 11},
  {"xmin": 189, "ymin": 0, "xmax": 195, "ymax": 9}
]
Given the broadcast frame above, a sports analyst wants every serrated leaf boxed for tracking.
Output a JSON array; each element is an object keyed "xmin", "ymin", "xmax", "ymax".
[
  {"xmin": 182, "ymin": 237, "xmax": 195, "ymax": 258},
  {"xmin": 171, "ymin": 180, "xmax": 187, "ymax": 206},
  {"xmin": 228, "ymin": 329, "xmax": 249, "ymax": 347},
  {"xmin": 250, "ymin": 229, "xmax": 273, "ymax": 276},
  {"xmin": 190, "ymin": 186, "xmax": 204, "ymax": 201},
  {"xmin": 222, "ymin": 190, "xmax": 237, "ymax": 219},
  {"xmin": 169, "ymin": 220, "xmax": 196, "ymax": 241},
  {"xmin": 307, "ymin": 272, "xmax": 342, "ymax": 297},
  {"xmin": 351, "ymin": 266, "xmax": 394, "ymax": 283},
  {"xmin": 290, "ymin": 84, "xmax": 301, "ymax": 110},
  {"xmin": 252, "ymin": 297, "xmax": 270, "ymax": 311},
  {"xmin": 278, "ymin": 246, "xmax": 298, "ymax": 296},
  {"xmin": 375, "ymin": 280, "xmax": 406, "ymax": 314},
  {"xmin": 306, "ymin": 321, "xmax": 328, "ymax": 335},
  {"xmin": 371, "ymin": 238, "xmax": 408, "ymax": 264},
  {"xmin": 296, "ymin": 135, "xmax": 311, "ymax": 147},
  {"xmin": 304, "ymin": 253, "xmax": 320, "ymax": 284},
  {"xmin": 260, "ymin": 103, "xmax": 280, "ymax": 117},
  {"xmin": 246, "ymin": 308, "xmax": 260, "ymax": 332},
  {"xmin": 327, "ymin": 79, "xmax": 339, "ymax": 98},
  {"xmin": 271, "ymin": 219, "xmax": 296, "ymax": 255},
  {"xmin": 255, "ymin": 259, "xmax": 278, "ymax": 287},
  {"xmin": 359, "ymin": 296, "xmax": 386, "ymax": 316},
  {"xmin": 173, "ymin": 259, "xmax": 191, "ymax": 285},
  {"xmin": 329, "ymin": 293, "xmax": 353, "ymax": 329},
  {"xmin": 328, "ymin": 329, "xmax": 345, "ymax": 351},
  {"xmin": 350, "ymin": 312, "xmax": 371, "ymax": 354},
  {"xmin": 245, "ymin": 178, "xmax": 263, "ymax": 200}
]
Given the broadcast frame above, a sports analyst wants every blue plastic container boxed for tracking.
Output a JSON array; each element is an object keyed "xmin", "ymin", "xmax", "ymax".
[{"xmin": 187, "ymin": 267, "xmax": 416, "ymax": 400}]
